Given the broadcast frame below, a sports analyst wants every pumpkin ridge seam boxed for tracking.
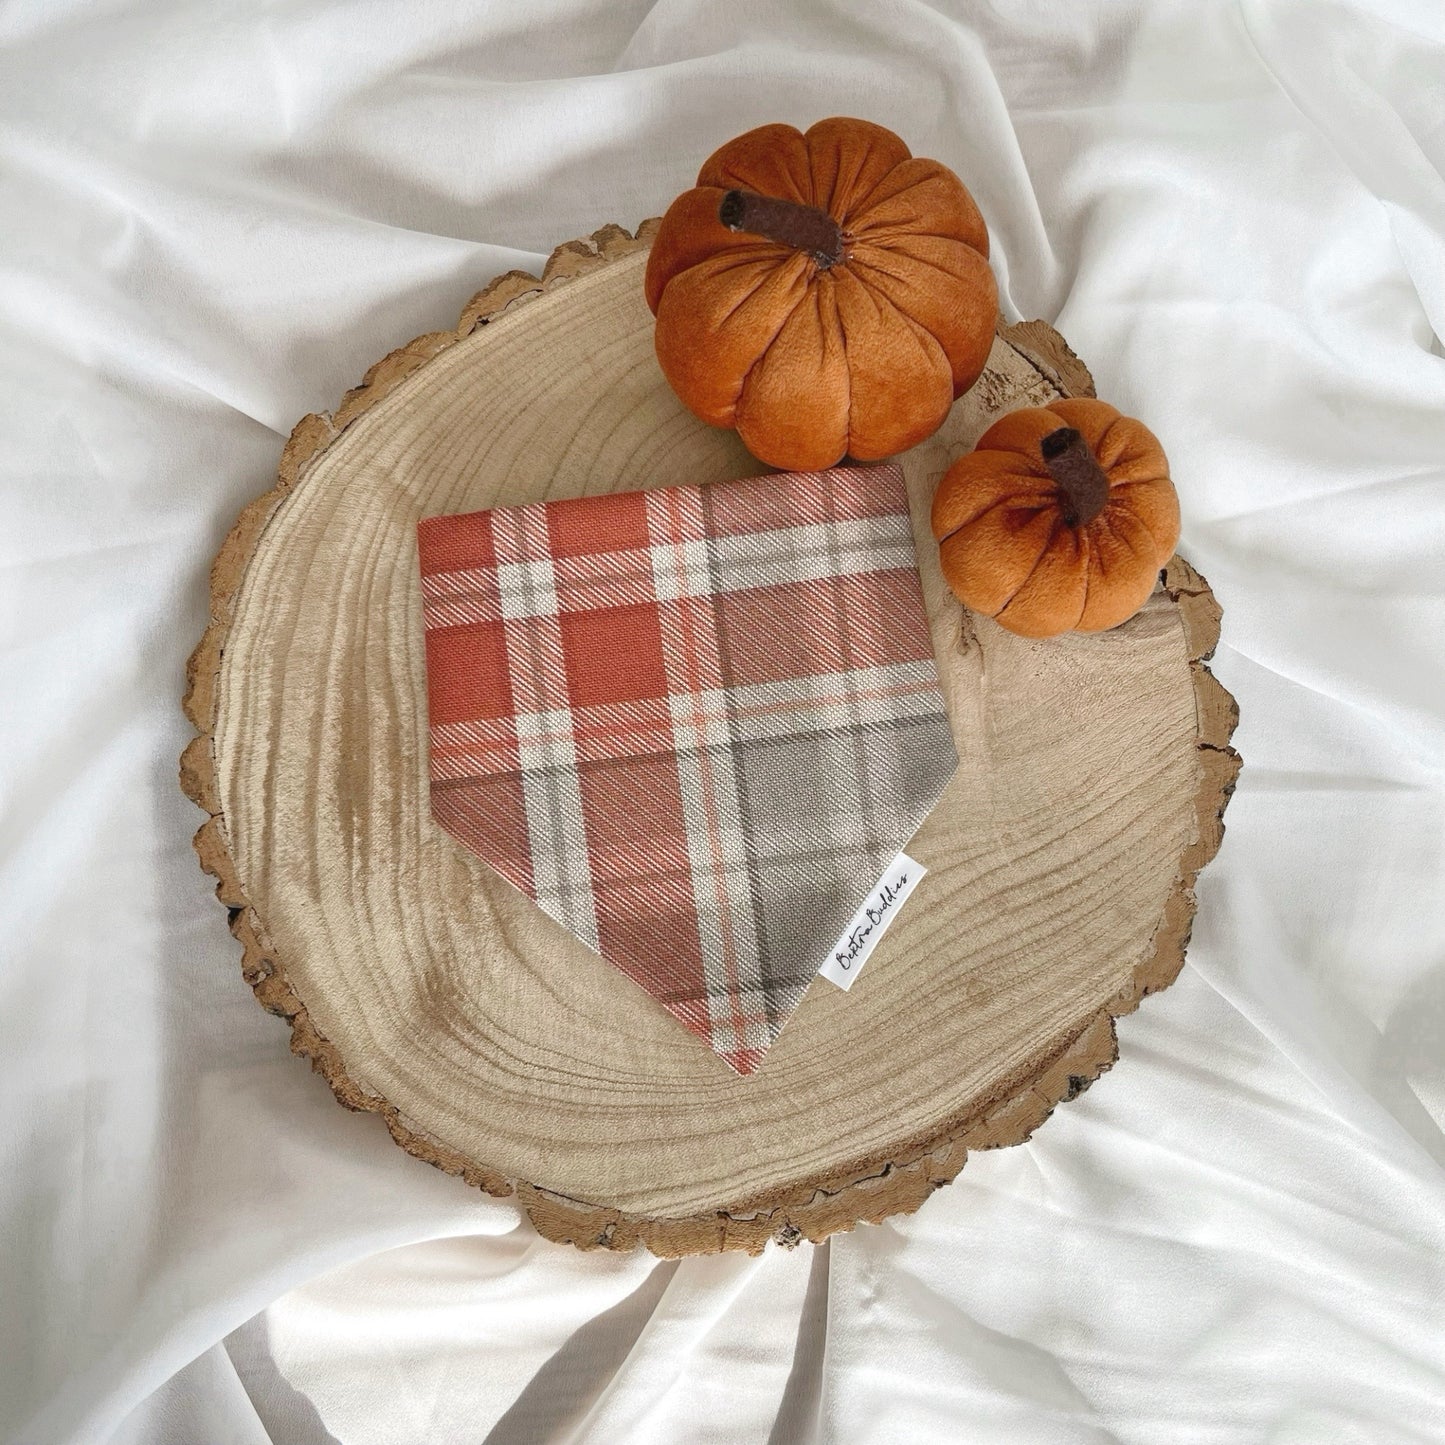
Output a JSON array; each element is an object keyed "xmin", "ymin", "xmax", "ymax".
[{"xmin": 990, "ymin": 517, "xmax": 1063, "ymax": 620}]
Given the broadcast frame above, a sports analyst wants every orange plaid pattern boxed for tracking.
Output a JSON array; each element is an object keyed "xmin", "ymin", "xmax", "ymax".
[{"xmin": 418, "ymin": 465, "xmax": 956, "ymax": 1074}]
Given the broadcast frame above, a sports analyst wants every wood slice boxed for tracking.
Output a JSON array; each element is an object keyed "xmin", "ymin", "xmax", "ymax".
[{"xmin": 181, "ymin": 221, "xmax": 1240, "ymax": 1256}]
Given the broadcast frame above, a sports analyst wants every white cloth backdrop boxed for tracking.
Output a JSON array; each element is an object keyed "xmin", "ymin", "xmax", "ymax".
[{"xmin": 3, "ymin": 1, "xmax": 1443, "ymax": 1441}]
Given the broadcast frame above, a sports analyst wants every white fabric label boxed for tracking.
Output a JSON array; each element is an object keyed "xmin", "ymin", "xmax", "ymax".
[{"xmin": 818, "ymin": 851, "xmax": 926, "ymax": 991}]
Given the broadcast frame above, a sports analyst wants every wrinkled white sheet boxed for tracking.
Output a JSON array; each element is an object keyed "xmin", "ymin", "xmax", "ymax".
[{"xmin": 3, "ymin": 1, "xmax": 1444, "ymax": 1441}]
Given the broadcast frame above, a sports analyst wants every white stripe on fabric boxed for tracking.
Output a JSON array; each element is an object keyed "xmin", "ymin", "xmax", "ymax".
[
  {"xmin": 495, "ymin": 557, "xmax": 559, "ymax": 621},
  {"xmin": 706, "ymin": 662, "xmax": 946, "ymax": 738},
  {"xmin": 701, "ymin": 513, "xmax": 915, "ymax": 596},
  {"xmin": 647, "ymin": 536, "xmax": 712, "ymax": 603},
  {"xmin": 644, "ymin": 486, "xmax": 768, "ymax": 1049},
  {"xmin": 430, "ymin": 661, "xmax": 945, "ymax": 783},
  {"xmin": 490, "ymin": 505, "xmax": 600, "ymax": 952},
  {"xmin": 420, "ymin": 510, "xmax": 915, "ymax": 627}
]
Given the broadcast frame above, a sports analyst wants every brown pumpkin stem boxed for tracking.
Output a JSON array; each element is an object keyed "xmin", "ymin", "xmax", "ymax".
[
  {"xmin": 1041, "ymin": 427, "xmax": 1110, "ymax": 527},
  {"xmin": 718, "ymin": 190, "xmax": 846, "ymax": 269}
]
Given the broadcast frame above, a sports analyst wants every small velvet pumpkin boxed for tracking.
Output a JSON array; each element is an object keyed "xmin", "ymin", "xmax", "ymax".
[
  {"xmin": 644, "ymin": 117, "xmax": 998, "ymax": 471},
  {"xmin": 930, "ymin": 399, "xmax": 1180, "ymax": 638}
]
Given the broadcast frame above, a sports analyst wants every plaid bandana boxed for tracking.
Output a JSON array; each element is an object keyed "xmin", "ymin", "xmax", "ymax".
[{"xmin": 417, "ymin": 465, "xmax": 957, "ymax": 1075}]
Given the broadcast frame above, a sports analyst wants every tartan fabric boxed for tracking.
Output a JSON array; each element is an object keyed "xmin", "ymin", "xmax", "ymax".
[{"xmin": 417, "ymin": 464, "xmax": 957, "ymax": 1075}]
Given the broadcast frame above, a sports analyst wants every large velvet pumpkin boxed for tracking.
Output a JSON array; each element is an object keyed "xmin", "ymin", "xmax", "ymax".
[
  {"xmin": 644, "ymin": 117, "xmax": 998, "ymax": 471},
  {"xmin": 931, "ymin": 399, "xmax": 1180, "ymax": 638}
]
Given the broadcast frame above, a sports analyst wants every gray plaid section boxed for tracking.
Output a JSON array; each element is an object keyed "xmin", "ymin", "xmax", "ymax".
[
  {"xmin": 676, "ymin": 482, "xmax": 960, "ymax": 1048},
  {"xmin": 730, "ymin": 714, "xmax": 957, "ymax": 1023},
  {"xmin": 512, "ymin": 709, "xmax": 957, "ymax": 1050}
]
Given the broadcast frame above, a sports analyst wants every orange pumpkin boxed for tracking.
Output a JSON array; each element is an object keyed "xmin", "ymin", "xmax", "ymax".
[
  {"xmin": 644, "ymin": 117, "xmax": 997, "ymax": 471},
  {"xmin": 931, "ymin": 399, "xmax": 1180, "ymax": 638}
]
